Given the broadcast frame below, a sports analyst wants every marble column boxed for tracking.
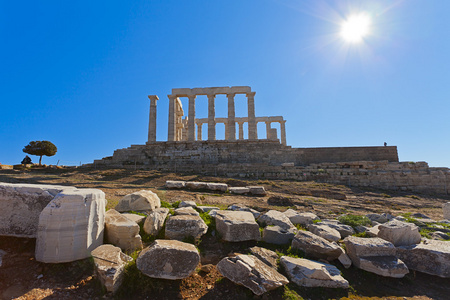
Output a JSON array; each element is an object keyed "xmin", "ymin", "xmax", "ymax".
[
  {"xmin": 197, "ymin": 122, "xmax": 202, "ymax": 141},
  {"xmin": 265, "ymin": 121, "xmax": 271, "ymax": 139},
  {"xmin": 147, "ymin": 95, "xmax": 158, "ymax": 142},
  {"xmin": 227, "ymin": 93, "xmax": 236, "ymax": 141},
  {"xmin": 238, "ymin": 122, "xmax": 244, "ymax": 140},
  {"xmin": 167, "ymin": 95, "xmax": 176, "ymax": 141},
  {"xmin": 280, "ymin": 121, "xmax": 287, "ymax": 146},
  {"xmin": 207, "ymin": 94, "xmax": 216, "ymax": 141},
  {"xmin": 247, "ymin": 92, "xmax": 257, "ymax": 140},
  {"xmin": 187, "ymin": 95, "xmax": 196, "ymax": 141}
]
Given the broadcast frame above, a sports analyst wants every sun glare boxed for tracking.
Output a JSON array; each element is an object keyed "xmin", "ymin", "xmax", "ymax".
[{"xmin": 341, "ymin": 13, "xmax": 371, "ymax": 43}]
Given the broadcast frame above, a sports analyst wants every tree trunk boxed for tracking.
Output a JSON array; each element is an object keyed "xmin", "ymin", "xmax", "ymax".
[{"xmin": 39, "ymin": 156, "xmax": 42, "ymax": 166}]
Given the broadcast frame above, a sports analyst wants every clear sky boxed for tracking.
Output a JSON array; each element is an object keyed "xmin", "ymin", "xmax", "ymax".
[{"xmin": 1, "ymin": 0, "xmax": 449, "ymax": 167}]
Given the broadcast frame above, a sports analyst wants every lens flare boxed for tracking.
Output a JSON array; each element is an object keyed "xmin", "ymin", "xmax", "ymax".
[{"xmin": 341, "ymin": 13, "xmax": 371, "ymax": 43}]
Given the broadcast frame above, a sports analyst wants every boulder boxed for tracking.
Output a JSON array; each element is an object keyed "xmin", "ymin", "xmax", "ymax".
[
  {"xmin": 284, "ymin": 210, "xmax": 319, "ymax": 226},
  {"xmin": 174, "ymin": 207, "xmax": 199, "ymax": 216},
  {"xmin": 291, "ymin": 230, "xmax": 343, "ymax": 261},
  {"xmin": 357, "ymin": 256, "xmax": 409, "ymax": 278},
  {"xmin": 227, "ymin": 204, "xmax": 260, "ymax": 218},
  {"xmin": 308, "ymin": 224, "xmax": 341, "ymax": 242},
  {"xmin": 343, "ymin": 236, "xmax": 408, "ymax": 278},
  {"xmin": 136, "ymin": 240, "xmax": 200, "ymax": 280},
  {"xmin": 258, "ymin": 210, "xmax": 294, "ymax": 230},
  {"xmin": 178, "ymin": 200, "xmax": 197, "ymax": 208},
  {"xmin": 185, "ymin": 181, "xmax": 207, "ymax": 190},
  {"xmin": 319, "ymin": 221, "xmax": 354, "ymax": 238},
  {"xmin": 143, "ymin": 208, "xmax": 169, "ymax": 236},
  {"xmin": 366, "ymin": 213, "xmax": 388, "ymax": 224},
  {"xmin": 122, "ymin": 213, "xmax": 145, "ymax": 225},
  {"xmin": 35, "ymin": 188, "xmax": 106, "ymax": 263},
  {"xmin": 228, "ymin": 187, "xmax": 250, "ymax": 194},
  {"xmin": 366, "ymin": 224, "xmax": 381, "ymax": 237},
  {"xmin": 215, "ymin": 210, "xmax": 261, "ymax": 242},
  {"xmin": 217, "ymin": 255, "xmax": 288, "ymax": 295},
  {"xmin": 0, "ymin": 182, "xmax": 76, "ymax": 237},
  {"xmin": 377, "ymin": 220, "xmax": 421, "ymax": 247},
  {"xmin": 443, "ymin": 202, "xmax": 450, "ymax": 220},
  {"xmin": 206, "ymin": 183, "xmax": 228, "ymax": 192},
  {"xmin": 262, "ymin": 226, "xmax": 296, "ymax": 245},
  {"xmin": 91, "ymin": 244, "xmax": 133, "ymax": 293},
  {"xmin": 104, "ymin": 209, "xmax": 142, "ymax": 252},
  {"xmin": 247, "ymin": 186, "xmax": 266, "ymax": 196},
  {"xmin": 165, "ymin": 215, "xmax": 208, "ymax": 242},
  {"xmin": 165, "ymin": 181, "xmax": 186, "ymax": 189},
  {"xmin": 249, "ymin": 246, "xmax": 278, "ymax": 269},
  {"xmin": 115, "ymin": 190, "xmax": 160, "ymax": 212},
  {"xmin": 397, "ymin": 239, "xmax": 450, "ymax": 278},
  {"xmin": 280, "ymin": 256, "xmax": 349, "ymax": 288}
]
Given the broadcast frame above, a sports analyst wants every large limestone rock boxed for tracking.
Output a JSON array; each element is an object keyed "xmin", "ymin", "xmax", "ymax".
[
  {"xmin": 0, "ymin": 182, "xmax": 76, "ymax": 237},
  {"xmin": 249, "ymin": 246, "xmax": 278, "ymax": 269},
  {"xmin": 262, "ymin": 225, "xmax": 296, "ymax": 245},
  {"xmin": 258, "ymin": 210, "xmax": 294, "ymax": 230},
  {"xmin": 206, "ymin": 182, "xmax": 228, "ymax": 192},
  {"xmin": 443, "ymin": 202, "xmax": 450, "ymax": 220},
  {"xmin": 291, "ymin": 230, "xmax": 343, "ymax": 261},
  {"xmin": 136, "ymin": 240, "xmax": 200, "ymax": 279},
  {"xmin": 344, "ymin": 236, "xmax": 408, "ymax": 278},
  {"xmin": 397, "ymin": 239, "xmax": 450, "ymax": 278},
  {"xmin": 165, "ymin": 180, "xmax": 186, "ymax": 189},
  {"xmin": 215, "ymin": 210, "xmax": 261, "ymax": 242},
  {"xmin": 165, "ymin": 215, "xmax": 208, "ymax": 242},
  {"xmin": 122, "ymin": 213, "xmax": 145, "ymax": 225},
  {"xmin": 308, "ymin": 224, "xmax": 341, "ymax": 242},
  {"xmin": 228, "ymin": 187, "xmax": 250, "ymax": 194},
  {"xmin": 280, "ymin": 256, "xmax": 349, "ymax": 288},
  {"xmin": 227, "ymin": 204, "xmax": 260, "ymax": 218},
  {"xmin": 247, "ymin": 186, "xmax": 266, "ymax": 196},
  {"xmin": 35, "ymin": 188, "xmax": 106, "ymax": 263},
  {"xmin": 105, "ymin": 209, "xmax": 142, "ymax": 252},
  {"xmin": 91, "ymin": 244, "xmax": 132, "ymax": 293},
  {"xmin": 377, "ymin": 220, "xmax": 421, "ymax": 247},
  {"xmin": 143, "ymin": 208, "xmax": 169, "ymax": 236},
  {"xmin": 320, "ymin": 221, "xmax": 355, "ymax": 238},
  {"xmin": 178, "ymin": 200, "xmax": 197, "ymax": 208},
  {"xmin": 217, "ymin": 255, "xmax": 289, "ymax": 295},
  {"xmin": 185, "ymin": 181, "xmax": 207, "ymax": 190},
  {"xmin": 115, "ymin": 190, "xmax": 160, "ymax": 212},
  {"xmin": 283, "ymin": 209, "xmax": 319, "ymax": 226},
  {"xmin": 174, "ymin": 207, "xmax": 199, "ymax": 216}
]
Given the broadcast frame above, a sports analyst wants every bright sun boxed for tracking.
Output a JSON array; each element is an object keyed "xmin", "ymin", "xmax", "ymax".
[{"xmin": 341, "ymin": 13, "xmax": 371, "ymax": 43}]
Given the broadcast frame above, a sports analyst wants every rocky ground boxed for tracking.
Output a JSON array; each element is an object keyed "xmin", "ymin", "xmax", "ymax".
[{"xmin": 0, "ymin": 167, "xmax": 449, "ymax": 300}]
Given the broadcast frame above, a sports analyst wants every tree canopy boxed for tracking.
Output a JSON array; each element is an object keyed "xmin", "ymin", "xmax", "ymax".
[{"xmin": 22, "ymin": 141, "xmax": 57, "ymax": 165}]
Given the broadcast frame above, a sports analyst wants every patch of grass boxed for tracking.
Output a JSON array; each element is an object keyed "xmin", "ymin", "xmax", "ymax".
[
  {"xmin": 129, "ymin": 211, "xmax": 146, "ymax": 217},
  {"xmin": 198, "ymin": 211, "xmax": 216, "ymax": 232},
  {"xmin": 352, "ymin": 232, "xmax": 370, "ymax": 238},
  {"xmin": 294, "ymin": 224, "xmax": 307, "ymax": 231},
  {"xmin": 283, "ymin": 284, "xmax": 303, "ymax": 300},
  {"xmin": 405, "ymin": 195, "xmax": 421, "ymax": 200},
  {"xmin": 160, "ymin": 200, "xmax": 172, "ymax": 209},
  {"xmin": 419, "ymin": 228, "xmax": 433, "ymax": 239},
  {"xmin": 338, "ymin": 214, "xmax": 371, "ymax": 228},
  {"xmin": 312, "ymin": 219, "xmax": 322, "ymax": 224},
  {"xmin": 381, "ymin": 193, "xmax": 392, "ymax": 198}
]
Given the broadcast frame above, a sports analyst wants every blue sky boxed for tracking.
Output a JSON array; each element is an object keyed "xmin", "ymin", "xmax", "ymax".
[{"xmin": 1, "ymin": 0, "xmax": 449, "ymax": 167}]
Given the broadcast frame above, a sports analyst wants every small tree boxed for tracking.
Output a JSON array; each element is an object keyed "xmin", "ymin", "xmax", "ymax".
[{"xmin": 23, "ymin": 141, "xmax": 57, "ymax": 166}]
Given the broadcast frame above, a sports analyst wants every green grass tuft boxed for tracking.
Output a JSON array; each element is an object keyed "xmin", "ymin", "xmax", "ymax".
[{"xmin": 338, "ymin": 214, "xmax": 371, "ymax": 228}]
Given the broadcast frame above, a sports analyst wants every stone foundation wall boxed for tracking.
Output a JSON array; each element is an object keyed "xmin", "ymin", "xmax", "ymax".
[{"xmin": 93, "ymin": 141, "xmax": 398, "ymax": 169}]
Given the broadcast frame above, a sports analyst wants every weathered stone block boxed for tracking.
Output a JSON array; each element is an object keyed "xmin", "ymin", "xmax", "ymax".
[
  {"xmin": 115, "ymin": 190, "xmax": 160, "ymax": 212},
  {"xmin": 105, "ymin": 209, "xmax": 142, "ymax": 252},
  {"xmin": 165, "ymin": 215, "xmax": 208, "ymax": 241},
  {"xmin": 377, "ymin": 220, "xmax": 421, "ymax": 247},
  {"xmin": 36, "ymin": 188, "xmax": 106, "ymax": 263},
  {"xmin": 215, "ymin": 210, "xmax": 260, "ymax": 242},
  {"xmin": 136, "ymin": 240, "xmax": 200, "ymax": 280}
]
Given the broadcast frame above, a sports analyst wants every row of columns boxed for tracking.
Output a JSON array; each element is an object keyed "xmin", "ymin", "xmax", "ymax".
[
  {"xmin": 168, "ymin": 92, "xmax": 257, "ymax": 142},
  {"xmin": 148, "ymin": 89, "xmax": 286, "ymax": 146}
]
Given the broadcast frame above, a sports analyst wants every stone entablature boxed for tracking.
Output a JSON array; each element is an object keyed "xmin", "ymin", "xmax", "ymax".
[{"xmin": 147, "ymin": 86, "xmax": 287, "ymax": 145}]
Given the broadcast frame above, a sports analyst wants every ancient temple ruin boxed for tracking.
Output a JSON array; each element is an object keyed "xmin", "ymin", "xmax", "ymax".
[
  {"xmin": 94, "ymin": 86, "xmax": 399, "ymax": 175},
  {"xmin": 147, "ymin": 86, "xmax": 286, "ymax": 145}
]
